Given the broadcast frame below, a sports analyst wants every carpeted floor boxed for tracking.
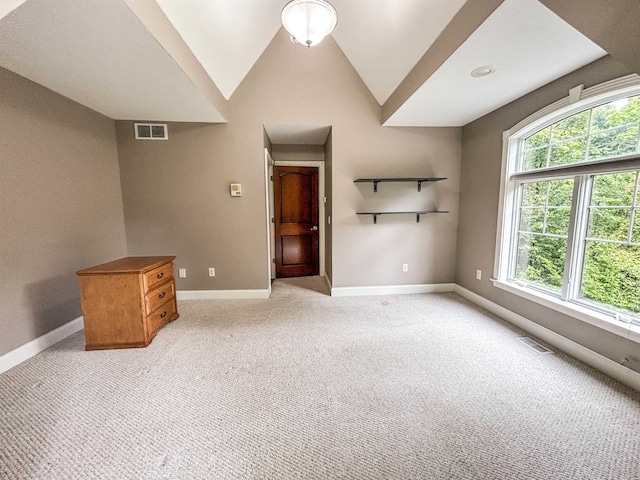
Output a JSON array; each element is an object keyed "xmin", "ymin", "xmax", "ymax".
[{"xmin": 1, "ymin": 277, "xmax": 639, "ymax": 479}]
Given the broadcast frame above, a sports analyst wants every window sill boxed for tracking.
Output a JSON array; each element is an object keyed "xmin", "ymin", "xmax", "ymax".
[{"xmin": 491, "ymin": 279, "xmax": 640, "ymax": 343}]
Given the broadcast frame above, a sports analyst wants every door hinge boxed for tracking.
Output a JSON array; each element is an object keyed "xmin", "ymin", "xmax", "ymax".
[
  {"xmin": 271, "ymin": 217, "xmax": 274, "ymax": 223},
  {"xmin": 272, "ymin": 258, "xmax": 276, "ymax": 264},
  {"xmin": 270, "ymin": 175, "xmax": 274, "ymax": 181}
]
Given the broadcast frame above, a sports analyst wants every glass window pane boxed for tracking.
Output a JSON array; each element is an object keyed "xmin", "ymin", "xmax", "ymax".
[
  {"xmin": 525, "ymin": 126, "xmax": 551, "ymax": 149},
  {"xmin": 590, "ymin": 95, "xmax": 640, "ymax": 133},
  {"xmin": 587, "ymin": 124, "xmax": 639, "ymax": 161},
  {"xmin": 510, "ymin": 95, "xmax": 640, "ymax": 318},
  {"xmin": 551, "ymin": 111, "xmax": 589, "ymax": 142},
  {"xmin": 151, "ymin": 125, "xmax": 166, "ymax": 138},
  {"xmin": 515, "ymin": 233, "xmax": 566, "ymax": 291},
  {"xmin": 519, "ymin": 208, "xmax": 544, "ymax": 233},
  {"xmin": 137, "ymin": 125, "xmax": 151, "ymax": 137},
  {"xmin": 546, "ymin": 208, "xmax": 571, "ymax": 235},
  {"xmin": 549, "ymin": 138, "xmax": 586, "ymax": 166},
  {"xmin": 587, "ymin": 208, "xmax": 631, "ymax": 241},
  {"xmin": 523, "ymin": 147, "xmax": 548, "ymax": 170},
  {"xmin": 591, "ymin": 172, "xmax": 636, "ymax": 206},
  {"xmin": 521, "ymin": 182, "xmax": 547, "ymax": 206},
  {"xmin": 580, "ymin": 241, "xmax": 640, "ymax": 315},
  {"xmin": 515, "ymin": 233, "xmax": 532, "ymax": 278},
  {"xmin": 547, "ymin": 179, "xmax": 574, "ymax": 207}
]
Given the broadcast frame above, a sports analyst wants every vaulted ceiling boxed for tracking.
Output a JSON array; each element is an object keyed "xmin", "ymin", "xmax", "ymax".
[{"xmin": 0, "ymin": 0, "xmax": 619, "ymax": 127}]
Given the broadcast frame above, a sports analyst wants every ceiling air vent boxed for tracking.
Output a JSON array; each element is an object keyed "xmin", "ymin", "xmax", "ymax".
[{"xmin": 134, "ymin": 123, "xmax": 168, "ymax": 140}]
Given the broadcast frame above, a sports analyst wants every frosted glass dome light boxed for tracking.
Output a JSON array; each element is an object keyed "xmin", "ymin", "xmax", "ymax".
[{"xmin": 281, "ymin": 0, "xmax": 338, "ymax": 47}]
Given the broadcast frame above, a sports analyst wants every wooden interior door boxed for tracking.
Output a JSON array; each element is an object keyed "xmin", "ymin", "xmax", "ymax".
[{"xmin": 274, "ymin": 166, "xmax": 319, "ymax": 278}]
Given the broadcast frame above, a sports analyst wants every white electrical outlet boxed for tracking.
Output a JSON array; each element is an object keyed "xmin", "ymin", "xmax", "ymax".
[
  {"xmin": 208, "ymin": 267, "xmax": 215, "ymax": 277},
  {"xmin": 476, "ymin": 269, "xmax": 482, "ymax": 280},
  {"xmin": 178, "ymin": 268, "xmax": 187, "ymax": 278},
  {"xmin": 403, "ymin": 264, "xmax": 408, "ymax": 272}
]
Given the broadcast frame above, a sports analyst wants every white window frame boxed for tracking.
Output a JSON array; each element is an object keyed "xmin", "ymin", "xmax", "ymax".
[
  {"xmin": 134, "ymin": 123, "xmax": 168, "ymax": 140},
  {"xmin": 494, "ymin": 74, "xmax": 640, "ymax": 342}
]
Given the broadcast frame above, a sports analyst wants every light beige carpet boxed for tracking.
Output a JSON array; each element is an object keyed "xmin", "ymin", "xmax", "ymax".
[{"xmin": 1, "ymin": 277, "xmax": 639, "ymax": 479}]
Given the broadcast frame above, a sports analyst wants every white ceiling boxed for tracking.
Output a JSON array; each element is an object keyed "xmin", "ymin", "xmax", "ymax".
[
  {"xmin": 265, "ymin": 124, "xmax": 331, "ymax": 145},
  {"xmin": 156, "ymin": 0, "xmax": 467, "ymax": 105},
  {"xmin": 317, "ymin": 0, "xmax": 468, "ymax": 105},
  {"xmin": 155, "ymin": 0, "xmax": 283, "ymax": 101},
  {"xmin": 0, "ymin": 0, "xmax": 27, "ymax": 20},
  {"xmin": 0, "ymin": 0, "xmax": 225, "ymax": 122},
  {"xmin": 384, "ymin": 0, "xmax": 606, "ymax": 126},
  {"xmin": 0, "ymin": 0, "xmax": 608, "ymax": 127}
]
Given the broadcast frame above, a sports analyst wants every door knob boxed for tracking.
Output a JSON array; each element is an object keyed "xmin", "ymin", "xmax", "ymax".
[{"xmin": 311, "ymin": 226, "xmax": 318, "ymax": 231}]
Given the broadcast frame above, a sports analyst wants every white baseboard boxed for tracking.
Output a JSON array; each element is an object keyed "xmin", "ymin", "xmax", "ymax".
[
  {"xmin": 0, "ymin": 316, "xmax": 84, "ymax": 375},
  {"xmin": 5, "ymin": 286, "xmax": 635, "ymax": 393},
  {"xmin": 177, "ymin": 289, "xmax": 271, "ymax": 300},
  {"xmin": 453, "ymin": 284, "xmax": 640, "ymax": 393},
  {"xmin": 331, "ymin": 283, "xmax": 455, "ymax": 297}
]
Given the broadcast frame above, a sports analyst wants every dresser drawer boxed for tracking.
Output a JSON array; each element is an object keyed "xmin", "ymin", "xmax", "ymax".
[
  {"xmin": 144, "ymin": 282, "xmax": 175, "ymax": 316},
  {"xmin": 143, "ymin": 263, "xmax": 174, "ymax": 292},
  {"xmin": 148, "ymin": 298, "xmax": 177, "ymax": 335}
]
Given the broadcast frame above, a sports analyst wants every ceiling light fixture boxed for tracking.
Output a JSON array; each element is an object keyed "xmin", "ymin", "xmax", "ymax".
[
  {"xmin": 470, "ymin": 65, "xmax": 497, "ymax": 78},
  {"xmin": 281, "ymin": 0, "xmax": 338, "ymax": 47}
]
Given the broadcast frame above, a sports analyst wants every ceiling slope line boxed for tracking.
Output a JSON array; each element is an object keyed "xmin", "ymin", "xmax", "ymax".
[
  {"xmin": 0, "ymin": 0, "xmax": 28, "ymax": 22},
  {"xmin": 123, "ymin": 0, "xmax": 229, "ymax": 122},
  {"xmin": 153, "ymin": 0, "xmax": 285, "ymax": 102},
  {"xmin": 225, "ymin": 26, "xmax": 286, "ymax": 103},
  {"xmin": 381, "ymin": 0, "xmax": 505, "ymax": 125}
]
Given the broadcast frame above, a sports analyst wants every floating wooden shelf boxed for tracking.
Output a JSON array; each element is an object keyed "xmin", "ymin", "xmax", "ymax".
[
  {"xmin": 357, "ymin": 210, "xmax": 449, "ymax": 224},
  {"xmin": 354, "ymin": 177, "xmax": 447, "ymax": 192}
]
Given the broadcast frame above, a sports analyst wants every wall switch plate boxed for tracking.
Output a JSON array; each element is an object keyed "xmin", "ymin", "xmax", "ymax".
[
  {"xmin": 402, "ymin": 264, "xmax": 408, "ymax": 272},
  {"xmin": 178, "ymin": 268, "xmax": 187, "ymax": 278},
  {"xmin": 230, "ymin": 183, "xmax": 242, "ymax": 197},
  {"xmin": 208, "ymin": 267, "xmax": 215, "ymax": 277},
  {"xmin": 476, "ymin": 269, "xmax": 482, "ymax": 280}
]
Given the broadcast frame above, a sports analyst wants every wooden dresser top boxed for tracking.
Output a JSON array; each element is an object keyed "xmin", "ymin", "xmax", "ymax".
[{"xmin": 77, "ymin": 256, "xmax": 176, "ymax": 276}]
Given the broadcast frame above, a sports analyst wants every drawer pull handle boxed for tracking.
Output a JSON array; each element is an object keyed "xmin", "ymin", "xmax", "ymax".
[
  {"xmin": 156, "ymin": 272, "xmax": 164, "ymax": 279},
  {"xmin": 158, "ymin": 292, "xmax": 166, "ymax": 299},
  {"xmin": 160, "ymin": 311, "xmax": 167, "ymax": 318}
]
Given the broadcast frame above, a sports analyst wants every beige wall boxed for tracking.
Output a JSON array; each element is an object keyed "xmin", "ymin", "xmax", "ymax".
[
  {"xmin": 456, "ymin": 56, "xmax": 640, "ymax": 372},
  {"xmin": 338, "ymin": 126, "xmax": 460, "ymax": 287},
  {"xmin": 271, "ymin": 144, "xmax": 325, "ymax": 162},
  {"xmin": 116, "ymin": 29, "xmax": 461, "ymax": 291},
  {"xmin": 0, "ymin": 67, "xmax": 127, "ymax": 356}
]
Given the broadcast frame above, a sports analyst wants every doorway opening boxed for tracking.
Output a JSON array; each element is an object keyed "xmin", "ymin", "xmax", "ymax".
[{"xmin": 263, "ymin": 124, "xmax": 332, "ymax": 287}]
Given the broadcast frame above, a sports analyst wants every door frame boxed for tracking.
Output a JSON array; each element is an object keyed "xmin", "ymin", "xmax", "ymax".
[
  {"xmin": 265, "ymin": 155, "xmax": 325, "ymax": 280},
  {"xmin": 263, "ymin": 148, "xmax": 274, "ymax": 295}
]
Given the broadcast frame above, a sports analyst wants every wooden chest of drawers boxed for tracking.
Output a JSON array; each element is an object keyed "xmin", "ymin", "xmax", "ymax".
[{"xmin": 77, "ymin": 256, "xmax": 179, "ymax": 350}]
